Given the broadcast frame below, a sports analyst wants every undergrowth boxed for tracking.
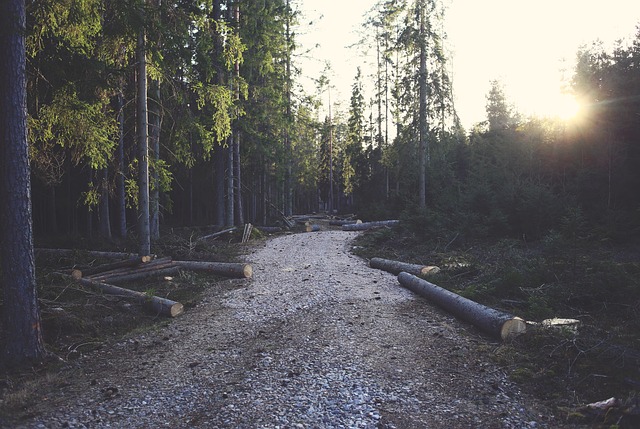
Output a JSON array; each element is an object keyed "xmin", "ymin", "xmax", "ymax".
[{"xmin": 352, "ymin": 225, "xmax": 640, "ymax": 427}]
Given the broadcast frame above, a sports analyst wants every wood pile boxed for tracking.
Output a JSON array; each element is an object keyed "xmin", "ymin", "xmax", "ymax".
[{"xmin": 67, "ymin": 255, "xmax": 253, "ymax": 318}]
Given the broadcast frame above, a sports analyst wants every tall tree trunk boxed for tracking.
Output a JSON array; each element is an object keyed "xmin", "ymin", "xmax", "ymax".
[
  {"xmin": 116, "ymin": 90, "xmax": 127, "ymax": 238},
  {"xmin": 0, "ymin": 0, "xmax": 47, "ymax": 366},
  {"xmin": 284, "ymin": 0, "xmax": 293, "ymax": 216},
  {"xmin": 137, "ymin": 30, "xmax": 151, "ymax": 256},
  {"xmin": 150, "ymin": 79, "xmax": 161, "ymax": 240},
  {"xmin": 418, "ymin": 2, "xmax": 428, "ymax": 209},
  {"xmin": 98, "ymin": 167, "xmax": 112, "ymax": 238},
  {"xmin": 232, "ymin": 1, "xmax": 243, "ymax": 225},
  {"xmin": 225, "ymin": 135, "xmax": 235, "ymax": 226}
]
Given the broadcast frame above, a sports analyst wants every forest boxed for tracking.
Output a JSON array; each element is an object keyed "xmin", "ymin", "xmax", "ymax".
[{"xmin": 1, "ymin": 0, "xmax": 640, "ymax": 418}]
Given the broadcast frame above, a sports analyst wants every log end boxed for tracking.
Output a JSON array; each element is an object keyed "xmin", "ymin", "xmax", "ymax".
[
  {"xmin": 420, "ymin": 266, "xmax": 441, "ymax": 276},
  {"xmin": 501, "ymin": 317, "xmax": 527, "ymax": 340},
  {"xmin": 71, "ymin": 269, "xmax": 83, "ymax": 280},
  {"xmin": 141, "ymin": 255, "xmax": 154, "ymax": 263},
  {"xmin": 170, "ymin": 303, "xmax": 184, "ymax": 318},
  {"xmin": 243, "ymin": 264, "xmax": 253, "ymax": 279}
]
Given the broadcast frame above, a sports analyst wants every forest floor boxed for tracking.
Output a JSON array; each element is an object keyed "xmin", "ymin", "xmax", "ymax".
[{"xmin": 0, "ymin": 221, "xmax": 637, "ymax": 428}]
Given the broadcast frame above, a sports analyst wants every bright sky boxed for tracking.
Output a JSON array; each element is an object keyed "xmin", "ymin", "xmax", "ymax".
[{"xmin": 296, "ymin": 0, "xmax": 640, "ymax": 129}]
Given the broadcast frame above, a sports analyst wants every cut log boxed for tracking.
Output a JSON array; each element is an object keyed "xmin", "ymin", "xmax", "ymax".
[
  {"xmin": 93, "ymin": 265, "xmax": 181, "ymax": 284},
  {"xmin": 256, "ymin": 226, "xmax": 282, "ymax": 233},
  {"xmin": 305, "ymin": 224, "xmax": 321, "ymax": 232},
  {"xmin": 342, "ymin": 220, "xmax": 400, "ymax": 231},
  {"xmin": 397, "ymin": 272, "xmax": 526, "ymax": 340},
  {"xmin": 173, "ymin": 260, "xmax": 252, "ymax": 279},
  {"xmin": 74, "ymin": 277, "xmax": 183, "ymax": 317},
  {"xmin": 86, "ymin": 257, "xmax": 174, "ymax": 281},
  {"xmin": 370, "ymin": 257, "xmax": 440, "ymax": 276},
  {"xmin": 198, "ymin": 226, "xmax": 237, "ymax": 241},
  {"xmin": 36, "ymin": 248, "xmax": 152, "ymax": 260},
  {"xmin": 329, "ymin": 219, "xmax": 362, "ymax": 226},
  {"xmin": 71, "ymin": 255, "xmax": 154, "ymax": 279}
]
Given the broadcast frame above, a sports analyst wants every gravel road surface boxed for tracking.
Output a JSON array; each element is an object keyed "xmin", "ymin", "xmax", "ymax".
[{"xmin": 12, "ymin": 230, "xmax": 555, "ymax": 428}]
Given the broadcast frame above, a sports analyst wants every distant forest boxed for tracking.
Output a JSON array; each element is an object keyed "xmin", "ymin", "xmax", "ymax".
[{"xmin": 22, "ymin": 0, "xmax": 640, "ymax": 245}]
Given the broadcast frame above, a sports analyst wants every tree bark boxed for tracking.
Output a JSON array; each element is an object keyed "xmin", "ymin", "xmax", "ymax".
[
  {"xmin": 150, "ymin": 79, "xmax": 161, "ymax": 241},
  {"xmin": 342, "ymin": 220, "xmax": 399, "ymax": 231},
  {"xmin": 115, "ymin": 90, "xmax": 127, "ymax": 238},
  {"xmin": 92, "ymin": 266, "xmax": 180, "ymax": 284},
  {"xmin": 418, "ymin": 2, "xmax": 428, "ymax": 209},
  {"xmin": 137, "ymin": 29, "xmax": 151, "ymax": 256},
  {"xmin": 75, "ymin": 277, "xmax": 183, "ymax": 317},
  {"xmin": 370, "ymin": 257, "xmax": 440, "ymax": 276},
  {"xmin": 173, "ymin": 260, "xmax": 253, "ymax": 279},
  {"xmin": 98, "ymin": 167, "xmax": 112, "ymax": 239},
  {"xmin": 397, "ymin": 272, "xmax": 526, "ymax": 340},
  {"xmin": 86, "ymin": 257, "xmax": 173, "ymax": 281},
  {"xmin": 0, "ymin": 0, "xmax": 47, "ymax": 365},
  {"xmin": 36, "ymin": 248, "xmax": 150, "ymax": 260}
]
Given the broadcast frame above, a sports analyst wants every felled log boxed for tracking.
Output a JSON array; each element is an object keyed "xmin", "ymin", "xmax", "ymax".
[
  {"xmin": 74, "ymin": 277, "xmax": 183, "ymax": 317},
  {"xmin": 256, "ymin": 226, "xmax": 282, "ymax": 233},
  {"xmin": 71, "ymin": 255, "xmax": 154, "ymax": 279},
  {"xmin": 173, "ymin": 260, "xmax": 253, "ymax": 279},
  {"xmin": 342, "ymin": 220, "xmax": 400, "ymax": 231},
  {"xmin": 329, "ymin": 219, "xmax": 362, "ymax": 226},
  {"xmin": 305, "ymin": 224, "xmax": 321, "ymax": 232},
  {"xmin": 397, "ymin": 272, "xmax": 526, "ymax": 340},
  {"xmin": 93, "ymin": 265, "xmax": 181, "ymax": 284},
  {"xmin": 370, "ymin": 257, "xmax": 440, "ymax": 276},
  {"xmin": 198, "ymin": 226, "xmax": 237, "ymax": 241},
  {"xmin": 36, "ymin": 248, "xmax": 147, "ymax": 260},
  {"xmin": 86, "ymin": 257, "xmax": 174, "ymax": 281}
]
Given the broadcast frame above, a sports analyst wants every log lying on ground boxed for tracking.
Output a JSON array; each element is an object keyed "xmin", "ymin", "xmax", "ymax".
[
  {"xmin": 85, "ymin": 257, "xmax": 174, "ymax": 281},
  {"xmin": 173, "ymin": 260, "xmax": 253, "ymax": 279},
  {"xmin": 342, "ymin": 220, "xmax": 400, "ymax": 231},
  {"xmin": 256, "ymin": 226, "xmax": 282, "ymax": 233},
  {"xmin": 370, "ymin": 257, "xmax": 440, "ymax": 276},
  {"xmin": 71, "ymin": 255, "xmax": 154, "ymax": 279},
  {"xmin": 93, "ymin": 266, "xmax": 181, "ymax": 284},
  {"xmin": 198, "ymin": 226, "xmax": 237, "ymax": 241},
  {"xmin": 305, "ymin": 224, "xmax": 321, "ymax": 232},
  {"xmin": 397, "ymin": 272, "xmax": 526, "ymax": 340},
  {"xmin": 36, "ymin": 248, "xmax": 148, "ymax": 260},
  {"xmin": 329, "ymin": 219, "xmax": 362, "ymax": 226},
  {"xmin": 73, "ymin": 277, "xmax": 183, "ymax": 317}
]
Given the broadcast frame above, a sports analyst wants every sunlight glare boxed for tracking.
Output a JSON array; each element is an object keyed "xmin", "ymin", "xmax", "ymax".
[{"xmin": 555, "ymin": 94, "xmax": 581, "ymax": 120}]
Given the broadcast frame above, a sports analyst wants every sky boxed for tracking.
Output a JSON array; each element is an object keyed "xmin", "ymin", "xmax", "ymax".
[{"xmin": 295, "ymin": 0, "xmax": 640, "ymax": 129}]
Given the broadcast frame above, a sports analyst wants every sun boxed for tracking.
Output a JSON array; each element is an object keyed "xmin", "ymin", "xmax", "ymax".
[{"xmin": 554, "ymin": 93, "xmax": 582, "ymax": 120}]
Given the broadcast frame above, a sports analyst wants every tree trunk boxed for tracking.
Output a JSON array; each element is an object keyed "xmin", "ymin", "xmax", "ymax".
[
  {"xmin": 0, "ymin": 0, "xmax": 47, "ymax": 365},
  {"xmin": 397, "ymin": 272, "xmax": 526, "ymax": 340},
  {"xmin": 115, "ymin": 90, "xmax": 127, "ymax": 238},
  {"xmin": 98, "ymin": 167, "xmax": 112, "ymax": 239},
  {"xmin": 92, "ymin": 265, "xmax": 180, "ymax": 284},
  {"xmin": 150, "ymin": 79, "xmax": 161, "ymax": 240},
  {"xmin": 173, "ymin": 260, "xmax": 252, "ymax": 279},
  {"xmin": 234, "ymin": 130, "xmax": 243, "ymax": 225},
  {"xmin": 284, "ymin": 0, "xmax": 293, "ymax": 217},
  {"xmin": 418, "ymin": 3, "xmax": 428, "ymax": 209},
  {"xmin": 370, "ymin": 257, "xmax": 440, "ymax": 276},
  {"xmin": 75, "ymin": 277, "xmax": 183, "ymax": 317},
  {"xmin": 137, "ymin": 29, "xmax": 151, "ymax": 256},
  {"xmin": 36, "ymin": 248, "xmax": 150, "ymax": 260},
  {"xmin": 342, "ymin": 220, "xmax": 399, "ymax": 231},
  {"xmin": 226, "ymin": 136, "xmax": 234, "ymax": 226},
  {"xmin": 85, "ymin": 257, "xmax": 173, "ymax": 282}
]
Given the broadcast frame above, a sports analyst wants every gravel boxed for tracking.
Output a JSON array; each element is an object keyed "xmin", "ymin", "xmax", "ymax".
[{"xmin": 9, "ymin": 230, "xmax": 558, "ymax": 428}]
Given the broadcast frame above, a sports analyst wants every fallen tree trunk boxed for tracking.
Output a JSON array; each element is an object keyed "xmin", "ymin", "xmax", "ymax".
[
  {"xmin": 94, "ymin": 265, "xmax": 181, "ymax": 284},
  {"xmin": 85, "ymin": 257, "xmax": 173, "ymax": 281},
  {"xmin": 36, "ymin": 248, "xmax": 149, "ymax": 260},
  {"xmin": 329, "ymin": 219, "xmax": 361, "ymax": 226},
  {"xmin": 370, "ymin": 257, "xmax": 440, "ymax": 276},
  {"xmin": 305, "ymin": 224, "xmax": 321, "ymax": 232},
  {"xmin": 198, "ymin": 226, "xmax": 237, "ymax": 241},
  {"xmin": 75, "ymin": 277, "xmax": 183, "ymax": 317},
  {"xmin": 173, "ymin": 260, "xmax": 252, "ymax": 279},
  {"xmin": 342, "ymin": 220, "xmax": 400, "ymax": 231},
  {"xmin": 256, "ymin": 226, "xmax": 282, "ymax": 233},
  {"xmin": 397, "ymin": 272, "xmax": 526, "ymax": 340},
  {"xmin": 71, "ymin": 255, "xmax": 154, "ymax": 279}
]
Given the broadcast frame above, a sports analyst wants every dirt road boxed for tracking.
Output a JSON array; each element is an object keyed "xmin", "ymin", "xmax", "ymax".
[{"xmin": 12, "ymin": 230, "xmax": 553, "ymax": 428}]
